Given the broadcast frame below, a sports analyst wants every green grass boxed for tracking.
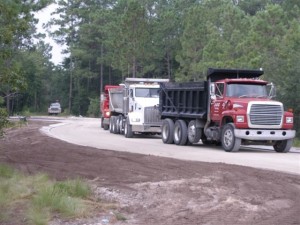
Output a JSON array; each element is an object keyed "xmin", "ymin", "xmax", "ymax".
[
  {"xmin": 0, "ymin": 164, "xmax": 95, "ymax": 225},
  {"xmin": 32, "ymin": 179, "xmax": 90, "ymax": 218},
  {"xmin": 293, "ymin": 137, "xmax": 300, "ymax": 147},
  {"xmin": 114, "ymin": 211, "xmax": 127, "ymax": 221},
  {"xmin": 0, "ymin": 164, "xmax": 15, "ymax": 178},
  {"xmin": 2, "ymin": 119, "xmax": 28, "ymax": 132}
]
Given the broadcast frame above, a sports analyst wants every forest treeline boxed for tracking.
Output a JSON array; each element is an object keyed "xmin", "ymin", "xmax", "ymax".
[{"xmin": 0, "ymin": 0, "xmax": 299, "ymax": 136}]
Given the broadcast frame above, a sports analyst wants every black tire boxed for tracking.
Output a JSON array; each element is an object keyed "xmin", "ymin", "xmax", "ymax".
[
  {"xmin": 174, "ymin": 120, "xmax": 188, "ymax": 146},
  {"xmin": 112, "ymin": 116, "xmax": 118, "ymax": 134},
  {"xmin": 101, "ymin": 117, "xmax": 104, "ymax": 128},
  {"xmin": 109, "ymin": 117, "xmax": 113, "ymax": 133},
  {"xmin": 162, "ymin": 119, "xmax": 175, "ymax": 144},
  {"xmin": 116, "ymin": 116, "xmax": 122, "ymax": 134},
  {"xmin": 187, "ymin": 120, "xmax": 201, "ymax": 144},
  {"xmin": 119, "ymin": 116, "xmax": 124, "ymax": 134},
  {"xmin": 273, "ymin": 139, "xmax": 293, "ymax": 153},
  {"xmin": 221, "ymin": 123, "xmax": 241, "ymax": 152},
  {"xmin": 103, "ymin": 124, "xmax": 109, "ymax": 130},
  {"xmin": 124, "ymin": 118, "xmax": 133, "ymax": 138}
]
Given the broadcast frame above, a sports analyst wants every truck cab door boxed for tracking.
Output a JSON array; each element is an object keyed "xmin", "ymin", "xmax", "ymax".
[
  {"xmin": 210, "ymin": 82, "xmax": 225, "ymax": 122},
  {"xmin": 128, "ymin": 88, "xmax": 135, "ymax": 112}
]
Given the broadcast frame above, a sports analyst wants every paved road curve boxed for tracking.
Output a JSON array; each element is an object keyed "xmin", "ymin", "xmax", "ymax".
[{"xmin": 39, "ymin": 116, "xmax": 300, "ymax": 175}]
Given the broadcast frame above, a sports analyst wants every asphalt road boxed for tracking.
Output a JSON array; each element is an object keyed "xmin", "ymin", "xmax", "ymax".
[{"xmin": 39, "ymin": 116, "xmax": 300, "ymax": 175}]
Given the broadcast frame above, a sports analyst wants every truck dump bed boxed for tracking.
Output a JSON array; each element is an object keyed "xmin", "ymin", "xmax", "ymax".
[
  {"xmin": 159, "ymin": 81, "xmax": 208, "ymax": 119},
  {"xmin": 109, "ymin": 87, "xmax": 125, "ymax": 114}
]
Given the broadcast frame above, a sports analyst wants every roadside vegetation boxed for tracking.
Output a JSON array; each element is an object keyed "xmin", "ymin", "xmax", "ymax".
[
  {"xmin": 0, "ymin": 97, "xmax": 8, "ymax": 137},
  {"xmin": 294, "ymin": 138, "xmax": 300, "ymax": 147},
  {"xmin": 0, "ymin": 0, "xmax": 299, "ymax": 137},
  {"xmin": 0, "ymin": 164, "xmax": 119, "ymax": 225}
]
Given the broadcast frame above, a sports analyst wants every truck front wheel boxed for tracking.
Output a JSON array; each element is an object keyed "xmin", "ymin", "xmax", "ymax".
[
  {"xmin": 162, "ymin": 119, "xmax": 174, "ymax": 144},
  {"xmin": 221, "ymin": 123, "xmax": 241, "ymax": 152},
  {"xmin": 273, "ymin": 139, "xmax": 293, "ymax": 153},
  {"xmin": 124, "ymin": 118, "xmax": 133, "ymax": 138},
  {"xmin": 174, "ymin": 120, "xmax": 188, "ymax": 146}
]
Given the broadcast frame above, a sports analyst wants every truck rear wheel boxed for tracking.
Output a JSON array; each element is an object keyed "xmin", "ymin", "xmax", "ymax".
[
  {"xmin": 162, "ymin": 119, "xmax": 174, "ymax": 144},
  {"xmin": 109, "ymin": 117, "xmax": 113, "ymax": 133},
  {"xmin": 103, "ymin": 124, "xmax": 109, "ymax": 130},
  {"xmin": 124, "ymin": 118, "xmax": 133, "ymax": 138},
  {"xmin": 221, "ymin": 123, "xmax": 241, "ymax": 152},
  {"xmin": 112, "ymin": 116, "xmax": 118, "ymax": 134},
  {"xmin": 101, "ymin": 117, "xmax": 104, "ymax": 128},
  {"xmin": 116, "ymin": 116, "xmax": 123, "ymax": 134},
  {"xmin": 273, "ymin": 139, "xmax": 293, "ymax": 153},
  {"xmin": 188, "ymin": 120, "xmax": 201, "ymax": 144},
  {"xmin": 174, "ymin": 120, "xmax": 188, "ymax": 146}
]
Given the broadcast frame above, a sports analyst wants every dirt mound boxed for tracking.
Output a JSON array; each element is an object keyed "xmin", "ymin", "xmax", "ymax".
[{"xmin": 1, "ymin": 121, "xmax": 299, "ymax": 225}]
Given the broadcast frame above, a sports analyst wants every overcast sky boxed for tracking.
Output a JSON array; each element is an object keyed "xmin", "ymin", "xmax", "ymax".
[{"xmin": 34, "ymin": 4, "xmax": 66, "ymax": 65}]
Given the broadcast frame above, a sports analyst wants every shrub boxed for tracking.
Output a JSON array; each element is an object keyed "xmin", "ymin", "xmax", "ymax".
[
  {"xmin": 0, "ymin": 107, "xmax": 8, "ymax": 137},
  {"xmin": 87, "ymin": 97, "xmax": 100, "ymax": 117}
]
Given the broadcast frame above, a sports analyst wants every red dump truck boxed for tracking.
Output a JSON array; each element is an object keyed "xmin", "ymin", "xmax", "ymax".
[
  {"xmin": 100, "ymin": 85, "xmax": 119, "ymax": 130},
  {"xmin": 159, "ymin": 68, "xmax": 295, "ymax": 152}
]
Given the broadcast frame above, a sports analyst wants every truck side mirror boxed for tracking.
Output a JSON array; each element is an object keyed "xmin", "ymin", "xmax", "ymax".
[
  {"xmin": 210, "ymin": 83, "xmax": 216, "ymax": 97},
  {"xmin": 100, "ymin": 93, "xmax": 105, "ymax": 102},
  {"xmin": 267, "ymin": 83, "xmax": 276, "ymax": 99}
]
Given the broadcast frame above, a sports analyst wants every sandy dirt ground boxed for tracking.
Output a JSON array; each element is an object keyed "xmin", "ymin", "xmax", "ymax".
[{"xmin": 0, "ymin": 121, "xmax": 299, "ymax": 225}]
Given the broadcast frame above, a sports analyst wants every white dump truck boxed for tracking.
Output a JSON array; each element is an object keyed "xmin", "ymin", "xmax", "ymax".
[
  {"xmin": 48, "ymin": 102, "xmax": 62, "ymax": 115},
  {"xmin": 108, "ymin": 78, "xmax": 169, "ymax": 138}
]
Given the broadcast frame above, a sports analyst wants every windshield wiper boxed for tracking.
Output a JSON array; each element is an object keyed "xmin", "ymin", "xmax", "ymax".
[
  {"xmin": 238, "ymin": 95, "xmax": 249, "ymax": 98},
  {"xmin": 255, "ymin": 95, "xmax": 267, "ymax": 98}
]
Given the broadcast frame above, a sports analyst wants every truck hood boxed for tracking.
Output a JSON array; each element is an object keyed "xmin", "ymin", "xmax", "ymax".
[{"xmin": 230, "ymin": 98, "xmax": 282, "ymax": 110}]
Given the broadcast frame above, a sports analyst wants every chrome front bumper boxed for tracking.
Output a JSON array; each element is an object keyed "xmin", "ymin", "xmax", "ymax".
[
  {"xmin": 234, "ymin": 129, "xmax": 295, "ymax": 141},
  {"xmin": 132, "ymin": 125, "xmax": 161, "ymax": 133}
]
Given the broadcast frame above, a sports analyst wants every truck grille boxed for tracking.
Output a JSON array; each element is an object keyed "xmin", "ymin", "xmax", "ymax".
[
  {"xmin": 249, "ymin": 103, "xmax": 283, "ymax": 127},
  {"xmin": 144, "ymin": 106, "xmax": 161, "ymax": 125}
]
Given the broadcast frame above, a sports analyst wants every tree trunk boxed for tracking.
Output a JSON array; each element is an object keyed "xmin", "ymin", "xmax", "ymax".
[
  {"xmin": 109, "ymin": 64, "xmax": 112, "ymax": 84},
  {"xmin": 166, "ymin": 52, "xmax": 172, "ymax": 80},
  {"xmin": 34, "ymin": 91, "xmax": 37, "ymax": 112},
  {"xmin": 100, "ymin": 43, "xmax": 104, "ymax": 95},
  {"xmin": 6, "ymin": 91, "xmax": 10, "ymax": 116},
  {"xmin": 68, "ymin": 59, "xmax": 73, "ymax": 113},
  {"xmin": 132, "ymin": 55, "xmax": 136, "ymax": 78}
]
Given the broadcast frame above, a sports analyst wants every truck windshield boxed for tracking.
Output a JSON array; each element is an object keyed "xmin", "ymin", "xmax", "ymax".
[
  {"xmin": 135, "ymin": 88, "xmax": 159, "ymax": 98},
  {"xmin": 51, "ymin": 103, "xmax": 61, "ymax": 107},
  {"xmin": 226, "ymin": 83, "xmax": 267, "ymax": 98}
]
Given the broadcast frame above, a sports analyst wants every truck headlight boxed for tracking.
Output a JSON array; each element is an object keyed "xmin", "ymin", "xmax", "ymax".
[
  {"xmin": 236, "ymin": 115, "xmax": 244, "ymax": 123},
  {"xmin": 131, "ymin": 118, "xmax": 140, "ymax": 122},
  {"xmin": 286, "ymin": 117, "xmax": 293, "ymax": 124}
]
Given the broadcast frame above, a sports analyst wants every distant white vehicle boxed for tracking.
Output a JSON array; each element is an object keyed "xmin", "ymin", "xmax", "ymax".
[{"xmin": 48, "ymin": 102, "xmax": 62, "ymax": 115}]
